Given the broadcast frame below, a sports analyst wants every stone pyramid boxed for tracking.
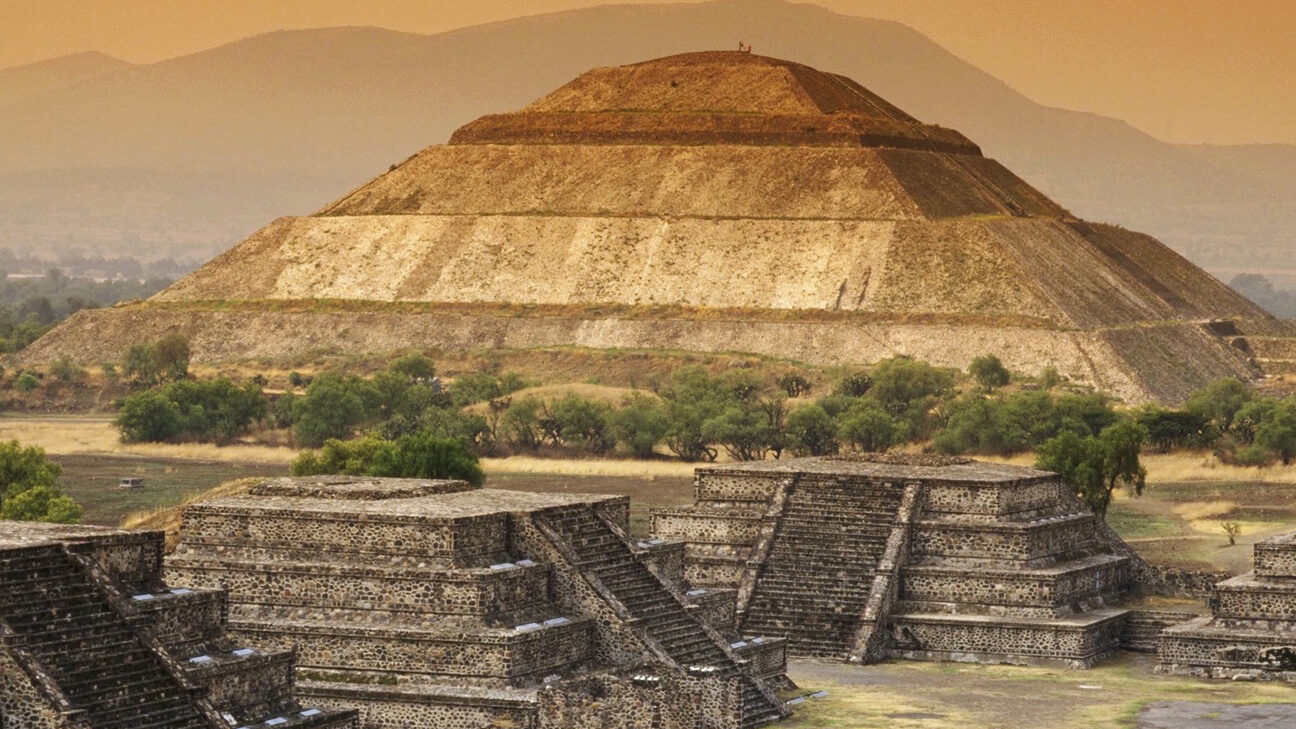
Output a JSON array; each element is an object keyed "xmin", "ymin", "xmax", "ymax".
[{"xmin": 26, "ymin": 51, "xmax": 1296, "ymax": 402}]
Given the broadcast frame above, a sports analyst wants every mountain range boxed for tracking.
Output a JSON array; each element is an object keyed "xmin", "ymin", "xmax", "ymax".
[{"xmin": 1, "ymin": 0, "xmax": 1291, "ymax": 291}]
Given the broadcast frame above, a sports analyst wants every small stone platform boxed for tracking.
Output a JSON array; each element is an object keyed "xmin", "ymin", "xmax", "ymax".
[
  {"xmin": 652, "ymin": 454, "xmax": 1134, "ymax": 667},
  {"xmin": 1159, "ymin": 531, "xmax": 1296, "ymax": 680},
  {"xmin": 0, "ymin": 521, "xmax": 356, "ymax": 729},
  {"xmin": 167, "ymin": 476, "xmax": 794, "ymax": 729}
]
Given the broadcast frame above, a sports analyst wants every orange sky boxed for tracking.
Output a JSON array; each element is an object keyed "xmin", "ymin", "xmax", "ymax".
[{"xmin": 5, "ymin": 0, "xmax": 1294, "ymax": 145}]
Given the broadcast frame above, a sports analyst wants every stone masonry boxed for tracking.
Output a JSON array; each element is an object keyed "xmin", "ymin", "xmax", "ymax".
[
  {"xmin": 653, "ymin": 454, "xmax": 1133, "ymax": 668},
  {"xmin": 0, "ymin": 521, "xmax": 356, "ymax": 729},
  {"xmin": 1159, "ymin": 531, "xmax": 1296, "ymax": 680},
  {"xmin": 165, "ymin": 476, "xmax": 794, "ymax": 729}
]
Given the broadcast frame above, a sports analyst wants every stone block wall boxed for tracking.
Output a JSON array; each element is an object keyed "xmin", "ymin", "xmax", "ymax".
[
  {"xmin": 537, "ymin": 669, "xmax": 739, "ymax": 729},
  {"xmin": 1158, "ymin": 531, "xmax": 1296, "ymax": 681}
]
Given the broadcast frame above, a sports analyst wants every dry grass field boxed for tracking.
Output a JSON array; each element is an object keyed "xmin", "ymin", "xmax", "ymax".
[
  {"xmin": 781, "ymin": 655, "xmax": 1295, "ymax": 729},
  {"xmin": 7, "ymin": 414, "xmax": 1296, "ymax": 575}
]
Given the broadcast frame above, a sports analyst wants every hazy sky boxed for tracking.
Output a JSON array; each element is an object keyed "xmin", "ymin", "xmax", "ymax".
[{"xmin": 5, "ymin": 0, "xmax": 1294, "ymax": 145}]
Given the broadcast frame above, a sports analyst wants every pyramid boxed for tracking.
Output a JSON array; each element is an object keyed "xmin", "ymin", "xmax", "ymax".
[{"xmin": 26, "ymin": 51, "xmax": 1295, "ymax": 402}]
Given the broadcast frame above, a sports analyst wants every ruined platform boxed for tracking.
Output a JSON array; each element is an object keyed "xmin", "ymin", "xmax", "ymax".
[
  {"xmin": 652, "ymin": 454, "xmax": 1133, "ymax": 666},
  {"xmin": 1158, "ymin": 531, "xmax": 1296, "ymax": 681},
  {"xmin": 0, "ymin": 522, "xmax": 356, "ymax": 729},
  {"xmin": 167, "ymin": 476, "xmax": 794, "ymax": 729}
]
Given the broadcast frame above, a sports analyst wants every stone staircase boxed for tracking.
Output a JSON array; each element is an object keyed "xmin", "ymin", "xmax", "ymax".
[
  {"xmin": 741, "ymin": 479, "xmax": 904, "ymax": 658},
  {"xmin": 0, "ymin": 544, "xmax": 213, "ymax": 729},
  {"xmin": 1121, "ymin": 611, "xmax": 1197, "ymax": 653},
  {"xmin": 539, "ymin": 506, "xmax": 785, "ymax": 729}
]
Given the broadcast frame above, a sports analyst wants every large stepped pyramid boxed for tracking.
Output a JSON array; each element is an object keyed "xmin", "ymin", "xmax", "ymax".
[
  {"xmin": 22, "ymin": 50, "xmax": 1294, "ymax": 404},
  {"xmin": 0, "ymin": 523, "xmax": 356, "ymax": 729},
  {"xmin": 166, "ymin": 476, "xmax": 794, "ymax": 729},
  {"xmin": 653, "ymin": 454, "xmax": 1134, "ymax": 667}
]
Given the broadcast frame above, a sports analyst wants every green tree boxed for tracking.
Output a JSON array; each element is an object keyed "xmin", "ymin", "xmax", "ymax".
[
  {"xmin": 869, "ymin": 357, "xmax": 955, "ymax": 437},
  {"xmin": 550, "ymin": 395, "xmax": 615, "ymax": 454},
  {"xmin": 14, "ymin": 372, "xmax": 39, "ymax": 392},
  {"xmin": 1233, "ymin": 398, "xmax": 1279, "ymax": 445},
  {"xmin": 114, "ymin": 390, "xmax": 183, "ymax": 442},
  {"xmin": 153, "ymin": 333, "xmax": 191, "ymax": 382},
  {"xmin": 0, "ymin": 440, "xmax": 81, "ymax": 524},
  {"xmin": 1135, "ymin": 407, "xmax": 1217, "ymax": 451},
  {"xmin": 498, "ymin": 397, "xmax": 545, "ymax": 449},
  {"xmin": 702, "ymin": 402, "xmax": 779, "ymax": 461},
  {"xmin": 388, "ymin": 353, "xmax": 436, "ymax": 383},
  {"xmin": 610, "ymin": 394, "xmax": 669, "ymax": 458},
  {"xmin": 1256, "ymin": 399, "xmax": 1296, "ymax": 465},
  {"xmin": 968, "ymin": 354, "xmax": 1011, "ymax": 389},
  {"xmin": 121, "ymin": 343, "xmax": 161, "ymax": 388},
  {"xmin": 449, "ymin": 372, "xmax": 527, "ymax": 407},
  {"xmin": 837, "ymin": 398, "xmax": 900, "ymax": 452},
  {"xmin": 660, "ymin": 367, "xmax": 730, "ymax": 462},
  {"xmin": 1186, "ymin": 377, "xmax": 1254, "ymax": 434},
  {"xmin": 785, "ymin": 403, "xmax": 839, "ymax": 456},
  {"xmin": 292, "ymin": 374, "xmax": 373, "ymax": 447},
  {"xmin": 1036, "ymin": 419, "xmax": 1146, "ymax": 518}
]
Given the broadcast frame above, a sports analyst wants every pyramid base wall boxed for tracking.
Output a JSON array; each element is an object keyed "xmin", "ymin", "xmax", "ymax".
[
  {"xmin": 22, "ymin": 304, "xmax": 1269, "ymax": 404},
  {"xmin": 888, "ymin": 610, "xmax": 1128, "ymax": 669}
]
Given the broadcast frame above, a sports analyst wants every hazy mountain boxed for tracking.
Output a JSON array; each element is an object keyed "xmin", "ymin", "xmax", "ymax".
[
  {"xmin": 1, "ymin": 0, "xmax": 1291, "ymax": 288},
  {"xmin": 0, "ymin": 51, "xmax": 133, "ymax": 108}
]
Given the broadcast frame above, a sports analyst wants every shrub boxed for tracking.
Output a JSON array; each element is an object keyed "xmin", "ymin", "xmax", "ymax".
[
  {"xmin": 777, "ymin": 373, "xmax": 812, "ymax": 398},
  {"xmin": 101, "ymin": 362, "xmax": 117, "ymax": 380},
  {"xmin": 0, "ymin": 440, "xmax": 81, "ymax": 524},
  {"xmin": 115, "ymin": 379, "xmax": 266, "ymax": 443},
  {"xmin": 968, "ymin": 354, "xmax": 1010, "ymax": 389},
  {"xmin": 610, "ymin": 394, "xmax": 670, "ymax": 458},
  {"xmin": 291, "ymin": 433, "xmax": 482, "ymax": 485},
  {"xmin": 370, "ymin": 431, "xmax": 484, "ymax": 485},
  {"xmin": 833, "ymin": 372, "xmax": 873, "ymax": 398},
  {"xmin": 1039, "ymin": 365, "xmax": 1062, "ymax": 390},
  {"xmin": 785, "ymin": 403, "xmax": 839, "ymax": 456},
  {"xmin": 288, "ymin": 371, "xmax": 307, "ymax": 388},
  {"xmin": 14, "ymin": 372, "xmax": 39, "ymax": 392},
  {"xmin": 412, "ymin": 408, "xmax": 492, "ymax": 448},
  {"xmin": 1222, "ymin": 521, "xmax": 1242, "ymax": 546},
  {"xmin": 50, "ymin": 357, "xmax": 84, "ymax": 383}
]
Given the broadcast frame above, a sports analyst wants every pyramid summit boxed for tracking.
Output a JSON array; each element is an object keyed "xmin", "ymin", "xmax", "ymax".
[{"xmin": 26, "ymin": 51, "xmax": 1296, "ymax": 402}]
